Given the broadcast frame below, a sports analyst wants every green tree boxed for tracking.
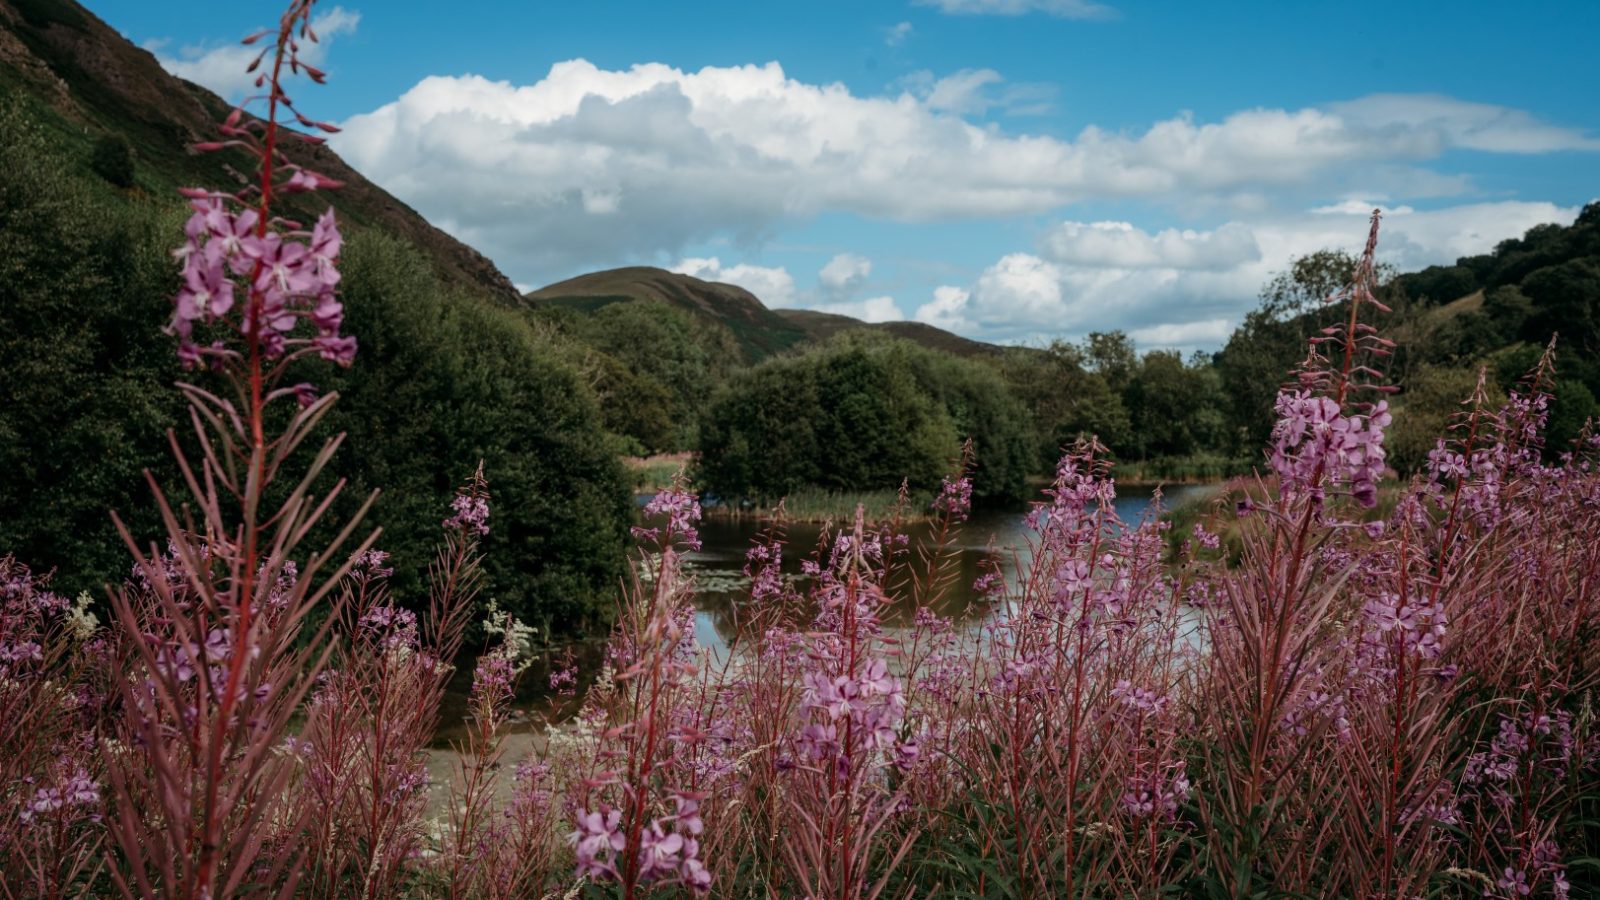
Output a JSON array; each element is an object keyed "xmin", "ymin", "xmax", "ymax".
[
  {"xmin": 1216, "ymin": 309, "xmax": 1306, "ymax": 454},
  {"xmin": 900, "ymin": 342, "xmax": 1036, "ymax": 502},
  {"xmin": 580, "ymin": 301, "xmax": 738, "ymax": 451},
  {"xmin": 1548, "ymin": 379, "xmax": 1599, "ymax": 454},
  {"xmin": 1083, "ymin": 331, "xmax": 1138, "ymax": 393},
  {"xmin": 319, "ymin": 233, "xmax": 633, "ymax": 633},
  {"xmin": 1522, "ymin": 258, "xmax": 1600, "ymax": 357},
  {"xmin": 1262, "ymin": 250, "xmax": 1401, "ymax": 317},
  {"xmin": 1386, "ymin": 365, "xmax": 1495, "ymax": 474},
  {"xmin": 996, "ymin": 342, "xmax": 1132, "ymax": 465},
  {"xmin": 1396, "ymin": 264, "xmax": 1478, "ymax": 305},
  {"xmin": 698, "ymin": 335, "xmax": 1033, "ymax": 503},
  {"xmin": 1124, "ymin": 350, "xmax": 1228, "ymax": 459}
]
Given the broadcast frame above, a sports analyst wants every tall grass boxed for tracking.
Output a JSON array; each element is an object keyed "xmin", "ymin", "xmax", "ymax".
[
  {"xmin": 2, "ymin": 2, "xmax": 1599, "ymax": 897},
  {"xmin": 709, "ymin": 486, "xmax": 930, "ymax": 524}
]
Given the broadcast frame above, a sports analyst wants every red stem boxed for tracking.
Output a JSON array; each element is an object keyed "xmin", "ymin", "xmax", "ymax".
[{"xmin": 192, "ymin": 8, "xmax": 299, "ymax": 896}]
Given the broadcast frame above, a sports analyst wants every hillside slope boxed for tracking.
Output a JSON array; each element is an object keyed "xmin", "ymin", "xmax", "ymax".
[
  {"xmin": 526, "ymin": 266, "xmax": 809, "ymax": 363},
  {"xmin": 526, "ymin": 265, "xmax": 1008, "ymax": 363},
  {"xmin": 0, "ymin": 0, "xmax": 518, "ymax": 301}
]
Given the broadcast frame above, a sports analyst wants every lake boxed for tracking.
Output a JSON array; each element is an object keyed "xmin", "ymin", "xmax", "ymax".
[
  {"xmin": 430, "ymin": 482, "xmax": 1216, "ymax": 747},
  {"xmin": 424, "ymin": 482, "xmax": 1218, "ymax": 805},
  {"xmin": 684, "ymin": 482, "xmax": 1215, "ymax": 656}
]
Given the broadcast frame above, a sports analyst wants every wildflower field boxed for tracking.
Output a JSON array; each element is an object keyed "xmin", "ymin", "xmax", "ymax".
[{"xmin": 4, "ymin": 1, "xmax": 1600, "ymax": 898}]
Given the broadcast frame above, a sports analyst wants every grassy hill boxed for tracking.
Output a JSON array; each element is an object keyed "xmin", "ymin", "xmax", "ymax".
[
  {"xmin": 0, "ymin": 0, "xmax": 518, "ymax": 301},
  {"xmin": 525, "ymin": 265, "xmax": 1008, "ymax": 364},
  {"xmin": 526, "ymin": 266, "xmax": 809, "ymax": 363}
]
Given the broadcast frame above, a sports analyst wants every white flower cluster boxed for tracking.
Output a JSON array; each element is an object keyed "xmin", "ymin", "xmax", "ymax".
[
  {"xmin": 482, "ymin": 598, "xmax": 538, "ymax": 675},
  {"xmin": 66, "ymin": 592, "xmax": 99, "ymax": 642}
]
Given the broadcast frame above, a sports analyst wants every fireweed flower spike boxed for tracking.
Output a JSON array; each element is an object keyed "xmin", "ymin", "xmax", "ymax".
[
  {"xmin": 99, "ymin": 3, "xmax": 384, "ymax": 898},
  {"xmin": 1267, "ymin": 211, "xmax": 1395, "ymax": 512},
  {"xmin": 167, "ymin": 12, "xmax": 353, "ymax": 374},
  {"xmin": 569, "ymin": 477, "xmax": 714, "ymax": 897}
]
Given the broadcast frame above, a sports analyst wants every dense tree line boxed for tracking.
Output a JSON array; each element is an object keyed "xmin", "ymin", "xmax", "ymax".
[
  {"xmin": 997, "ymin": 334, "xmax": 1233, "ymax": 473},
  {"xmin": 689, "ymin": 204, "xmax": 1599, "ymax": 498},
  {"xmin": 696, "ymin": 334, "xmax": 1034, "ymax": 503},
  {"xmin": 0, "ymin": 103, "xmax": 632, "ymax": 635},
  {"xmin": 528, "ymin": 301, "xmax": 740, "ymax": 455}
]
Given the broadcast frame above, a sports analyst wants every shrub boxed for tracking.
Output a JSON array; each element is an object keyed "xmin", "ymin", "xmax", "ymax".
[
  {"xmin": 89, "ymin": 134, "xmax": 135, "ymax": 188},
  {"xmin": 318, "ymin": 232, "xmax": 632, "ymax": 633},
  {"xmin": 1387, "ymin": 363, "xmax": 1499, "ymax": 473}
]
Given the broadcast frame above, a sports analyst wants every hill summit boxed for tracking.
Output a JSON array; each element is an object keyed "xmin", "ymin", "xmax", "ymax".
[{"xmin": 525, "ymin": 266, "xmax": 1004, "ymax": 363}]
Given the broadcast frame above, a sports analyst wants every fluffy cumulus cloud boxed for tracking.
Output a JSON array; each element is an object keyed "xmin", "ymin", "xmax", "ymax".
[
  {"xmin": 885, "ymin": 21, "xmax": 914, "ymax": 46},
  {"xmin": 915, "ymin": 285, "xmax": 976, "ymax": 333},
  {"xmin": 819, "ymin": 253, "xmax": 873, "ymax": 294},
  {"xmin": 672, "ymin": 253, "xmax": 904, "ymax": 323},
  {"xmin": 1041, "ymin": 221, "xmax": 1261, "ymax": 271},
  {"xmin": 150, "ymin": 7, "xmax": 360, "ymax": 100},
  {"xmin": 332, "ymin": 57, "xmax": 1594, "ymax": 282},
  {"xmin": 917, "ymin": 200, "xmax": 1579, "ymax": 350},
  {"xmin": 670, "ymin": 257, "xmax": 796, "ymax": 308},
  {"xmin": 914, "ymin": 0, "xmax": 1118, "ymax": 20},
  {"xmin": 815, "ymin": 296, "xmax": 904, "ymax": 323}
]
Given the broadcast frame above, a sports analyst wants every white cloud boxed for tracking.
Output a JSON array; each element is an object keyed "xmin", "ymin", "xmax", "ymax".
[
  {"xmin": 1330, "ymin": 94, "xmax": 1600, "ymax": 154},
  {"xmin": 819, "ymin": 253, "xmax": 873, "ymax": 294},
  {"xmin": 914, "ymin": 0, "xmax": 1117, "ymax": 20},
  {"xmin": 914, "ymin": 286, "xmax": 975, "ymax": 333},
  {"xmin": 1311, "ymin": 199, "xmax": 1413, "ymax": 216},
  {"xmin": 152, "ymin": 7, "xmax": 360, "ymax": 101},
  {"xmin": 885, "ymin": 21, "xmax": 914, "ymax": 46},
  {"xmin": 917, "ymin": 200, "xmax": 1578, "ymax": 350},
  {"xmin": 333, "ymin": 59, "xmax": 1595, "ymax": 281},
  {"xmin": 1041, "ymin": 220, "xmax": 1261, "ymax": 270},
  {"xmin": 816, "ymin": 296, "xmax": 904, "ymax": 323},
  {"xmin": 670, "ymin": 257, "xmax": 796, "ymax": 307},
  {"xmin": 922, "ymin": 68, "xmax": 1004, "ymax": 115},
  {"xmin": 973, "ymin": 253, "xmax": 1065, "ymax": 320},
  {"xmin": 1128, "ymin": 319, "xmax": 1234, "ymax": 348},
  {"xmin": 895, "ymin": 68, "xmax": 1056, "ymax": 117}
]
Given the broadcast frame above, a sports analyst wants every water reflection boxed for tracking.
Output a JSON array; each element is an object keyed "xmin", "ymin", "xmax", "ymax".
[
  {"xmin": 430, "ymin": 482, "xmax": 1216, "ymax": 751},
  {"xmin": 684, "ymin": 483, "xmax": 1215, "ymax": 658}
]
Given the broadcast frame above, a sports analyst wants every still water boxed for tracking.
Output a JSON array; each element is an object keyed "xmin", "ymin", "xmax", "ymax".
[
  {"xmin": 432, "ymin": 483, "xmax": 1215, "ymax": 744},
  {"xmin": 425, "ymin": 483, "xmax": 1216, "ymax": 798},
  {"xmin": 682, "ymin": 483, "xmax": 1216, "ymax": 657}
]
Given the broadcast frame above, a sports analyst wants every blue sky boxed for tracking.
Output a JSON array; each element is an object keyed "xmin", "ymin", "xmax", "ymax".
[{"xmin": 100, "ymin": 0, "xmax": 1599, "ymax": 351}]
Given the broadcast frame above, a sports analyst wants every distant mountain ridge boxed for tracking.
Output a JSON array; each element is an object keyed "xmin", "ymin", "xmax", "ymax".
[
  {"xmin": 525, "ymin": 267, "xmax": 809, "ymax": 362},
  {"xmin": 0, "ymin": 0, "xmax": 519, "ymax": 301},
  {"xmin": 525, "ymin": 266, "xmax": 1006, "ymax": 363}
]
